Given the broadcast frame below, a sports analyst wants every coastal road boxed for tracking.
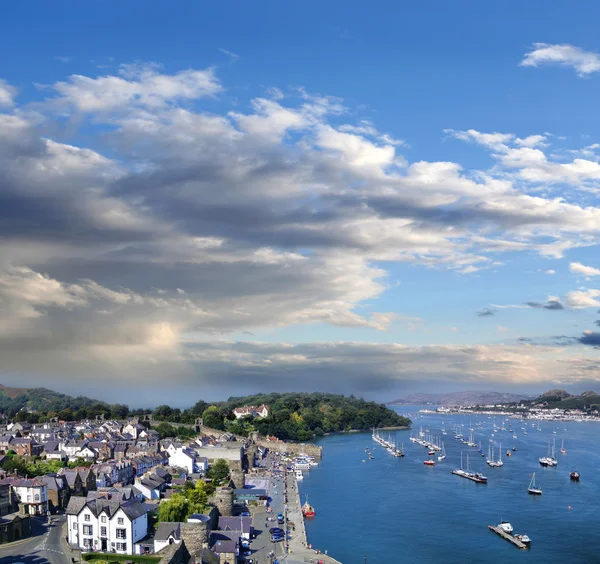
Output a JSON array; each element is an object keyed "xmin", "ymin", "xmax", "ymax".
[
  {"xmin": 248, "ymin": 452, "xmax": 289, "ymax": 564},
  {"xmin": 0, "ymin": 516, "xmax": 69, "ymax": 564}
]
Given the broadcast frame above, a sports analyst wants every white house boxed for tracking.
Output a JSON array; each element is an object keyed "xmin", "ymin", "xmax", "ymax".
[
  {"xmin": 153, "ymin": 522, "xmax": 182, "ymax": 553},
  {"xmin": 66, "ymin": 495, "xmax": 149, "ymax": 554},
  {"xmin": 232, "ymin": 404, "xmax": 270, "ymax": 419},
  {"xmin": 1, "ymin": 478, "xmax": 48, "ymax": 515},
  {"xmin": 168, "ymin": 447, "xmax": 206, "ymax": 474}
]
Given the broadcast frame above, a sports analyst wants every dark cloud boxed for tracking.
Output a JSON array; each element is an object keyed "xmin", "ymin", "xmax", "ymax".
[
  {"xmin": 525, "ymin": 300, "xmax": 565, "ymax": 310},
  {"xmin": 577, "ymin": 332, "xmax": 600, "ymax": 347},
  {"xmin": 595, "ymin": 320, "xmax": 600, "ymax": 327},
  {"xmin": 476, "ymin": 308, "xmax": 496, "ymax": 317}
]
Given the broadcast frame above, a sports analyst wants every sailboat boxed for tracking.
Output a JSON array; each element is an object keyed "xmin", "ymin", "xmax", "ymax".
[
  {"xmin": 438, "ymin": 442, "xmax": 447, "ymax": 462},
  {"xmin": 560, "ymin": 440, "xmax": 566, "ymax": 454},
  {"xmin": 528, "ymin": 473, "xmax": 542, "ymax": 495}
]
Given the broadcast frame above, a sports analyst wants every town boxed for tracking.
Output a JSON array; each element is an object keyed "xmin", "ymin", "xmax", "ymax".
[{"xmin": 0, "ymin": 405, "xmax": 342, "ymax": 564}]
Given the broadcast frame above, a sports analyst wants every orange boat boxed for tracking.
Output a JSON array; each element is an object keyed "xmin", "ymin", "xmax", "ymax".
[
  {"xmin": 423, "ymin": 460, "xmax": 435, "ymax": 466},
  {"xmin": 302, "ymin": 497, "xmax": 315, "ymax": 518}
]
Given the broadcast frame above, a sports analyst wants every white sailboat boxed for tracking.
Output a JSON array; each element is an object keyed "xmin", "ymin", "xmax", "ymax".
[
  {"xmin": 528, "ymin": 473, "xmax": 542, "ymax": 495},
  {"xmin": 438, "ymin": 442, "xmax": 446, "ymax": 462}
]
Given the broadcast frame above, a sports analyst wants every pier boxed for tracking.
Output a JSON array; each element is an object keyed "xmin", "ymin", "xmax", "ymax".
[{"xmin": 488, "ymin": 525, "xmax": 528, "ymax": 549}]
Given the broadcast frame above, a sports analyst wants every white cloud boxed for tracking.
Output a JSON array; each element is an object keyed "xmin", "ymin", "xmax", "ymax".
[
  {"xmin": 50, "ymin": 64, "xmax": 221, "ymax": 113},
  {"xmin": 520, "ymin": 43, "xmax": 600, "ymax": 77},
  {"xmin": 218, "ymin": 48, "xmax": 239, "ymax": 61},
  {"xmin": 569, "ymin": 262, "xmax": 600, "ymax": 277},
  {"xmin": 0, "ymin": 79, "xmax": 17, "ymax": 107},
  {"xmin": 545, "ymin": 269, "xmax": 556, "ymax": 275},
  {"xmin": 565, "ymin": 288, "xmax": 600, "ymax": 308}
]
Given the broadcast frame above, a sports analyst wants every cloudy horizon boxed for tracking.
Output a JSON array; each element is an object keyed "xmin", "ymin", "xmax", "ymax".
[{"xmin": 1, "ymin": 3, "xmax": 600, "ymax": 407}]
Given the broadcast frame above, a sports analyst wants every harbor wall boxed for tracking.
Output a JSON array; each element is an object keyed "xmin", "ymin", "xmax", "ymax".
[{"xmin": 258, "ymin": 440, "xmax": 323, "ymax": 458}]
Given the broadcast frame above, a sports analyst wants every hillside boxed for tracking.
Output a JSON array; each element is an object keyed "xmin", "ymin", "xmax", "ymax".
[
  {"xmin": 0, "ymin": 384, "xmax": 31, "ymax": 399},
  {"xmin": 530, "ymin": 389, "xmax": 600, "ymax": 411},
  {"xmin": 0, "ymin": 386, "xmax": 409, "ymax": 441},
  {"xmin": 389, "ymin": 390, "xmax": 532, "ymax": 407}
]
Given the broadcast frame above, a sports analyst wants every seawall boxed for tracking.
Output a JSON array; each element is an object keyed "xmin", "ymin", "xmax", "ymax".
[{"xmin": 258, "ymin": 440, "xmax": 323, "ymax": 458}]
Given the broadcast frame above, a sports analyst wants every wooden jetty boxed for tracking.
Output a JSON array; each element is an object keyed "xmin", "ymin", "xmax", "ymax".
[{"xmin": 488, "ymin": 525, "xmax": 528, "ymax": 549}]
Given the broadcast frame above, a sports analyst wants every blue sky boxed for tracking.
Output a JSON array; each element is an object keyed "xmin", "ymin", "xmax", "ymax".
[{"xmin": 1, "ymin": 1, "xmax": 600, "ymax": 405}]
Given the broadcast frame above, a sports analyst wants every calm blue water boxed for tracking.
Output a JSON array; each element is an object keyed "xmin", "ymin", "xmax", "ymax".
[{"xmin": 299, "ymin": 408, "xmax": 600, "ymax": 564}]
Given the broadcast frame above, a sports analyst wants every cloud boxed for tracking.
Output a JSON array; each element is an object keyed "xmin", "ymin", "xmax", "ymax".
[
  {"xmin": 54, "ymin": 56, "xmax": 72, "ymax": 63},
  {"xmin": 545, "ymin": 269, "xmax": 556, "ymax": 275},
  {"xmin": 497, "ymin": 325, "xmax": 509, "ymax": 333},
  {"xmin": 565, "ymin": 289, "xmax": 600, "ymax": 309},
  {"xmin": 0, "ymin": 79, "xmax": 17, "ymax": 107},
  {"xmin": 577, "ymin": 331, "xmax": 600, "ymax": 347},
  {"xmin": 570, "ymin": 262, "xmax": 600, "ymax": 277},
  {"xmin": 49, "ymin": 63, "xmax": 221, "ymax": 113},
  {"xmin": 520, "ymin": 43, "xmax": 600, "ymax": 76},
  {"xmin": 476, "ymin": 308, "xmax": 496, "ymax": 317},
  {"xmin": 525, "ymin": 299, "xmax": 565, "ymax": 310},
  {"xmin": 219, "ymin": 48, "xmax": 239, "ymax": 61},
  {"xmin": 3, "ymin": 64, "xmax": 600, "ymax": 401}
]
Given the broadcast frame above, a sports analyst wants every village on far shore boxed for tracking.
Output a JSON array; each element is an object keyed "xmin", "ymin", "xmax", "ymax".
[{"xmin": 0, "ymin": 401, "xmax": 345, "ymax": 564}]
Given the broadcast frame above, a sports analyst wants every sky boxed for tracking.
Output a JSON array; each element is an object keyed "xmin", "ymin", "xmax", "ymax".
[{"xmin": 1, "ymin": 0, "xmax": 600, "ymax": 406}]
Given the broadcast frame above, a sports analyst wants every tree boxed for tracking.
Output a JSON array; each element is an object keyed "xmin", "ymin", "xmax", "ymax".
[
  {"xmin": 158, "ymin": 493, "xmax": 189, "ymax": 522},
  {"xmin": 187, "ymin": 480, "xmax": 209, "ymax": 512},
  {"xmin": 207, "ymin": 459, "xmax": 230, "ymax": 485},
  {"xmin": 202, "ymin": 406, "xmax": 225, "ymax": 430}
]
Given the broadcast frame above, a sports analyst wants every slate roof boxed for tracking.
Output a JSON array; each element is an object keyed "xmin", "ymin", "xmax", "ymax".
[
  {"xmin": 219, "ymin": 516, "xmax": 252, "ymax": 534},
  {"xmin": 66, "ymin": 495, "xmax": 149, "ymax": 520},
  {"xmin": 155, "ymin": 521, "xmax": 181, "ymax": 541}
]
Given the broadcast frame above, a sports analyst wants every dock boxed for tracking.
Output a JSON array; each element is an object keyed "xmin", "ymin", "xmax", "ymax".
[{"xmin": 488, "ymin": 525, "xmax": 528, "ymax": 549}]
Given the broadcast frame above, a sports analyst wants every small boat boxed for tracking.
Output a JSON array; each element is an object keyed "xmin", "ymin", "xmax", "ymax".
[
  {"xmin": 302, "ymin": 496, "xmax": 315, "ymax": 518},
  {"xmin": 369, "ymin": 455, "xmax": 374, "ymax": 460},
  {"xmin": 424, "ymin": 460, "xmax": 436, "ymax": 466},
  {"xmin": 512, "ymin": 447, "xmax": 517, "ymax": 452},
  {"xmin": 528, "ymin": 473, "xmax": 542, "ymax": 495},
  {"xmin": 498, "ymin": 521, "xmax": 513, "ymax": 534},
  {"xmin": 428, "ymin": 449, "xmax": 435, "ymax": 456},
  {"xmin": 570, "ymin": 471, "xmax": 580, "ymax": 482},
  {"xmin": 514, "ymin": 533, "xmax": 531, "ymax": 544},
  {"xmin": 295, "ymin": 469, "xmax": 304, "ymax": 481},
  {"xmin": 506, "ymin": 450, "xmax": 511, "ymax": 457},
  {"xmin": 561, "ymin": 440, "xmax": 566, "ymax": 454}
]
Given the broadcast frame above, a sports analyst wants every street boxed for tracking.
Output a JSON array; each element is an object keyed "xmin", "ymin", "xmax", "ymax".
[{"xmin": 0, "ymin": 516, "xmax": 69, "ymax": 564}]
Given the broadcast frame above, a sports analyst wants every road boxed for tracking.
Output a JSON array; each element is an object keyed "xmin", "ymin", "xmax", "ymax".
[
  {"xmin": 0, "ymin": 516, "xmax": 70, "ymax": 564},
  {"xmin": 246, "ymin": 451, "xmax": 290, "ymax": 564}
]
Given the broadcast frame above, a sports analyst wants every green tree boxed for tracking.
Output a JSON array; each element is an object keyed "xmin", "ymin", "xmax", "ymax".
[
  {"xmin": 202, "ymin": 406, "xmax": 225, "ymax": 430},
  {"xmin": 158, "ymin": 493, "xmax": 189, "ymax": 522},
  {"xmin": 206, "ymin": 459, "xmax": 230, "ymax": 485}
]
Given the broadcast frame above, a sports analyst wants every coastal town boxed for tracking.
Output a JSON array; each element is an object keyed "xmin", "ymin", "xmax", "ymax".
[{"xmin": 0, "ymin": 404, "xmax": 342, "ymax": 564}]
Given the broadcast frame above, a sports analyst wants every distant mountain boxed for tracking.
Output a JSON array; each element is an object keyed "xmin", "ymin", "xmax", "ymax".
[
  {"xmin": 532, "ymin": 389, "xmax": 600, "ymax": 410},
  {"xmin": 389, "ymin": 390, "xmax": 532, "ymax": 407}
]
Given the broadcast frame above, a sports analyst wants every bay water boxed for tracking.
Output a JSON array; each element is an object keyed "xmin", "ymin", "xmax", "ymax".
[{"xmin": 299, "ymin": 407, "xmax": 600, "ymax": 563}]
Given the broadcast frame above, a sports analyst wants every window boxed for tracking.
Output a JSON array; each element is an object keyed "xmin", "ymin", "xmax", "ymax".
[
  {"xmin": 100, "ymin": 526, "xmax": 107, "ymax": 537},
  {"xmin": 72, "ymin": 523, "xmax": 78, "ymax": 530},
  {"xmin": 83, "ymin": 539, "xmax": 93, "ymax": 549},
  {"xmin": 116, "ymin": 542, "xmax": 126, "ymax": 551},
  {"xmin": 116, "ymin": 529, "xmax": 127, "ymax": 539},
  {"xmin": 101, "ymin": 516, "xmax": 107, "ymax": 523},
  {"xmin": 34, "ymin": 494, "xmax": 39, "ymax": 501},
  {"xmin": 117, "ymin": 517, "xmax": 124, "ymax": 525},
  {"xmin": 84, "ymin": 514, "xmax": 90, "ymax": 521},
  {"xmin": 83, "ymin": 525, "xmax": 93, "ymax": 535}
]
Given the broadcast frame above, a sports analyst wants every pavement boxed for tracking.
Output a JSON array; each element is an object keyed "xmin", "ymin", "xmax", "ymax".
[{"xmin": 0, "ymin": 516, "xmax": 70, "ymax": 564}]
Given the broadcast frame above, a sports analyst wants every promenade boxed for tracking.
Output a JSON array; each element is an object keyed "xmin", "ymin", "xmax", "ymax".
[{"xmin": 282, "ymin": 472, "xmax": 341, "ymax": 564}]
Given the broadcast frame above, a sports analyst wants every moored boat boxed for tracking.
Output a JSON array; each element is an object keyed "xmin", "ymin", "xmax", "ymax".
[
  {"xmin": 424, "ymin": 459, "xmax": 435, "ymax": 466},
  {"xmin": 302, "ymin": 497, "xmax": 315, "ymax": 518},
  {"xmin": 528, "ymin": 473, "xmax": 542, "ymax": 495},
  {"xmin": 570, "ymin": 470, "xmax": 580, "ymax": 482}
]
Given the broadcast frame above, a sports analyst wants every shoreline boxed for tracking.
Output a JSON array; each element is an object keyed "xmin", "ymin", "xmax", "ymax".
[{"xmin": 322, "ymin": 424, "xmax": 410, "ymax": 436}]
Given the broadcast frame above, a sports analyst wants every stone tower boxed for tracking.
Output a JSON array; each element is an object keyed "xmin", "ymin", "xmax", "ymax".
[{"xmin": 213, "ymin": 486, "xmax": 234, "ymax": 516}]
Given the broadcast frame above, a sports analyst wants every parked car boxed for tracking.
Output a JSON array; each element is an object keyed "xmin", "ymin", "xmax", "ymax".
[
  {"xmin": 271, "ymin": 535, "xmax": 284, "ymax": 542},
  {"xmin": 240, "ymin": 511, "xmax": 251, "ymax": 517},
  {"xmin": 269, "ymin": 527, "xmax": 284, "ymax": 534}
]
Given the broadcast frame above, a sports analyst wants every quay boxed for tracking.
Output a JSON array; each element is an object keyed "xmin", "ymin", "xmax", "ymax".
[
  {"xmin": 283, "ymin": 471, "xmax": 342, "ymax": 564},
  {"xmin": 488, "ymin": 525, "xmax": 528, "ymax": 549}
]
